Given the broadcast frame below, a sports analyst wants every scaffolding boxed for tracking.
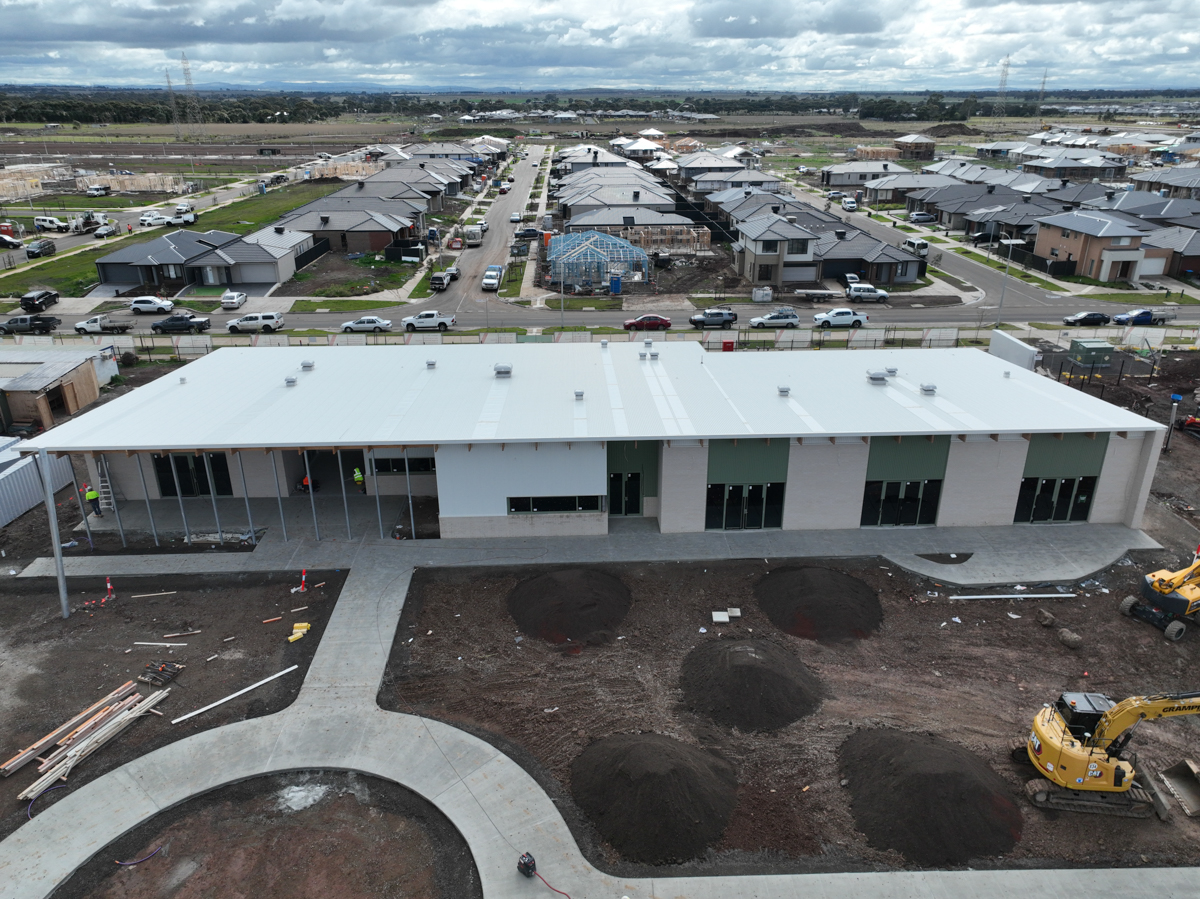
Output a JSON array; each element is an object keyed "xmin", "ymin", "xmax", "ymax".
[{"xmin": 546, "ymin": 231, "xmax": 649, "ymax": 286}]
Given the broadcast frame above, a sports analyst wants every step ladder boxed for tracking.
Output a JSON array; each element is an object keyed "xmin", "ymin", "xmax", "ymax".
[{"xmin": 97, "ymin": 473, "xmax": 116, "ymax": 511}]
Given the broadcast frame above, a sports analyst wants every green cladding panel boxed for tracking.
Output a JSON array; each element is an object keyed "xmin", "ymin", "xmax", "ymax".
[
  {"xmin": 1023, "ymin": 432, "xmax": 1109, "ymax": 479},
  {"xmin": 608, "ymin": 440, "xmax": 660, "ymax": 497},
  {"xmin": 707, "ymin": 438, "xmax": 790, "ymax": 484},
  {"xmin": 866, "ymin": 435, "xmax": 951, "ymax": 481}
]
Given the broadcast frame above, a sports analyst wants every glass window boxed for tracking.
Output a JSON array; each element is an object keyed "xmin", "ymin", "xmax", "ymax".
[
  {"xmin": 508, "ymin": 496, "xmax": 603, "ymax": 514},
  {"xmin": 1061, "ymin": 229, "xmax": 1071, "ymax": 238},
  {"xmin": 761, "ymin": 240, "xmax": 779, "ymax": 253},
  {"xmin": 764, "ymin": 482, "xmax": 785, "ymax": 529},
  {"xmin": 786, "ymin": 239, "xmax": 809, "ymax": 255},
  {"xmin": 861, "ymin": 481, "xmax": 883, "ymax": 526},
  {"xmin": 1112, "ymin": 236, "xmax": 1131, "ymax": 247},
  {"xmin": 757, "ymin": 264, "xmax": 774, "ymax": 281},
  {"xmin": 509, "ymin": 497, "xmax": 532, "ymax": 513},
  {"xmin": 373, "ymin": 456, "xmax": 435, "ymax": 474}
]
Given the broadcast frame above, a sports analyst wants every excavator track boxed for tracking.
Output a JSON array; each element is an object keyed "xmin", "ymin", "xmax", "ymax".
[{"xmin": 1024, "ymin": 778, "xmax": 1156, "ymax": 818}]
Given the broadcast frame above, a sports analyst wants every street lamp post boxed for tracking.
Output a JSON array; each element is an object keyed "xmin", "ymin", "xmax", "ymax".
[{"xmin": 994, "ymin": 237, "xmax": 1023, "ymax": 327}]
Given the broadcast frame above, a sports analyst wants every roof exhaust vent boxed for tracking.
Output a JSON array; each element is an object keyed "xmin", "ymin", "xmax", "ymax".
[
  {"xmin": 426, "ymin": 359, "xmax": 436, "ymax": 368},
  {"xmin": 494, "ymin": 363, "xmax": 512, "ymax": 378},
  {"xmin": 639, "ymin": 351, "xmax": 647, "ymax": 360},
  {"xmin": 301, "ymin": 360, "xmax": 315, "ymax": 371},
  {"xmin": 274, "ymin": 225, "xmax": 285, "ymax": 234},
  {"xmin": 744, "ymin": 188, "xmax": 752, "ymax": 197},
  {"xmin": 650, "ymin": 351, "xmax": 659, "ymax": 360},
  {"xmin": 834, "ymin": 229, "xmax": 847, "ymax": 240},
  {"xmin": 357, "ymin": 181, "xmax": 365, "ymax": 190},
  {"xmin": 600, "ymin": 339, "xmax": 608, "ymax": 348},
  {"xmin": 786, "ymin": 215, "xmax": 797, "ymax": 224},
  {"xmin": 1004, "ymin": 370, "xmax": 1012, "ymax": 378},
  {"xmin": 320, "ymin": 214, "xmax": 330, "ymax": 224},
  {"xmin": 644, "ymin": 339, "xmax": 653, "ymax": 348},
  {"xmin": 179, "ymin": 376, "xmax": 187, "ymax": 385},
  {"xmin": 866, "ymin": 370, "xmax": 888, "ymax": 384},
  {"xmin": 778, "ymin": 385, "xmax": 791, "ymax": 396},
  {"xmin": 886, "ymin": 366, "xmax": 898, "ymax": 375},
  {"xmin": 1022, "ymin": 194, "xmax": 1031, "ymax": 203},
  {"xmin": 920, "ymin": 383, "xmax": 937, "ymax": 395},
  {"xmin": 575, "ymin": 390, "xmax": 584, "ymax": 400},
  {"xmin": 285, "ymin": 376, "xmax": 298, "ymax": 387}
]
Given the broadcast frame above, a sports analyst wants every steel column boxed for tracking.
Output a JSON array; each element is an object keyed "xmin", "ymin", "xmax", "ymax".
[
  {"xmin": 200, "ymin": 452, "xmax": 223, "ymax": 543},
  {"xmin": 404, "ymin": 448, "xmax": 416, "ymax": 540},
  {"xmin": 36, "ymin": 449, "xmax": 69, "ymax": 619},
  {"xmin": 336, "ymin": 450, "xmax": 352, "ymax": 540},
  {"xmin": 269, "ymin": 452, "xmax": 288, "ymax": 542},
  {"xmin": 235, "ymin": 452, "xmax": 256, "ymax": 545},
  {"xmin": 370, "ymin": 448, "xmax": 384, "ymax": 540},
  {"xmin": 167, "ymin": 453, "xmax": 192, "ymax": 545},
  {"xmin": 67, "ymin": 456, "xmax": 93, "ymax": 550},
  {"xmin": 99, "ymin": 454, "xmax": 126, "ymax": 548},
  {"xmin": 302, "ymin": 451, "xmax": 320, "ymax": 541},
  {"xmin": 134, "ymin": 454, "xmax": 159, "ymax": 547}
]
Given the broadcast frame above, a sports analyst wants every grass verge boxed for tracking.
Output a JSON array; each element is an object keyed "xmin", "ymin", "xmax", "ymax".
[
  {"xmin": 498, "ymin": 261, "xmax": 527, "ymax": 298},
  {"xmin": 544, "ymin": 295, "xmax": 624, "ymax": 311},
  {"xmin": 0, "ymin": 246, "xmax": 110, "ymax": 297},
  {"xmin": 407, "ymin": 270, "xmax": 435, "ymax": 299},
  {"xmin": 290, "ymin": 299, "xmax": 402, "ymax": 313},
  {"xmin": 952, "ymin": 249, "xmax": 1060, "ymax": 290}
]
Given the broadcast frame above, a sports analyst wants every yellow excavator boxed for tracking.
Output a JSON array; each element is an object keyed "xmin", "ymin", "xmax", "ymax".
[
  {"xmin": 1017, "ymin": 691, "xmax": 1200, "ymax": 818},
  {"xmin": 1118, "ymin": 556, "xmax": 1200, "ymax": 641}
]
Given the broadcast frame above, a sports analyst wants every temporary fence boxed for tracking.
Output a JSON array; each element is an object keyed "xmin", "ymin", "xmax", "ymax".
[{"xmin": 73, "ymin": 174, "xmax": 187, "ymax": 194}]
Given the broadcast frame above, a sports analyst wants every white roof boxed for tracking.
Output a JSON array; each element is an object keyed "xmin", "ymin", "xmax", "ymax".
[{"xmin": 22, "ymin": 344, "xmax": 1159, "ymax": 454}]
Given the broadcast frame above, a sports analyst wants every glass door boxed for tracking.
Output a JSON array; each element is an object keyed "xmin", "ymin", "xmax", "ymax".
[
  {"xmin": 706, "ymin": 483, "xmax": 786, "ymax": 530},
  {"xmin": 608, "ymin": 471, "xmax": 642, "ymax": 516}
]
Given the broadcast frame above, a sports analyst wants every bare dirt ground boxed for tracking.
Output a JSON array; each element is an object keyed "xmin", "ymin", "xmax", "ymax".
[
  {"xmin": 379, "ymin": 556, "xmax": 1200, "ymax": 875},
  {"xmin": 0, "ymin": 571, "xmax": 346, "ymax": 843},
  {"xmin": 51, "ymin": 771, "xmax": 479, "ymax": 899}
]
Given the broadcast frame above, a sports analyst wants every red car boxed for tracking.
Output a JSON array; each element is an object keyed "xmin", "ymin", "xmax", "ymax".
[{"xmin": 623, "ymin": 314, "xmax": 671, "ymax": 331}]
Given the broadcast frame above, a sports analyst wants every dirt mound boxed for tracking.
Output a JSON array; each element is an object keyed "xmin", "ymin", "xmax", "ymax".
[
  {"xmin": 507, "ymin": 568, "xmax": 632, "ymax": 644},
  {"xmin": 570, "ymin": 734, "xmax": 737, "ymax": 863},
  {"xmin": 680, "ymin": 640, "xmax": 824, "ymax": 731},
  {"xmin": 754, "ymin": 567, "xmax": 882, "ymax": 642},
  {"xmin": 840, "ymin": 730, "xmax": 1022, "ymax": 866},
  {"xmin": 922, "ymin": 122, "xmax": 986, "ymax": 138}
]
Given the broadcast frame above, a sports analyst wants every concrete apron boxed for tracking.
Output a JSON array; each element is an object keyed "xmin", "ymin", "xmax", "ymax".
[{"xmin": 0, "ymin": 549, "xmax": 1195, "ymax": 899}]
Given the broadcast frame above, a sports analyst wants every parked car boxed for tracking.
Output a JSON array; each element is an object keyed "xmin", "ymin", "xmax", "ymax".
[
  {"xmin": 901, "ymin": 237, "xmax": 929, "ymax": 257},
  {"xmin": 509, "ymin": 212, "xmax": 521, "ymax": 223},
  {"xmin": 836, "ymin": 272, "xmax": 861, "ymax": 288},
  {"xmin": 220, "ymin": 291, "xmax": 248, "ymax": 310},
  {"xmin": 74, "ymin": 314, "xmax": 133, "ymax": 335},
  {"xmin": 689, "ymin": 307, "xmax": 738, "ymax": 329},
  {"xmin": 226, "ymin": 312, "xmax": 284, "ymax": 333},
  {"xmin": 139, "ymin": 212, "xmax": 169, "ymax": 226},
  {"xmin": 498, "ymin": 186, "xmax": 510, "ymax": 195},
  {"xmin": 429, "ymin": 271, "xmax": 453, "ymax": 291},
  {"xmin": 481, "ymin": 265, "xmax": 504, "ymax": 290},
  {"xmin": 507, "ymin": 175, "xmax": 516, "ymax": 183},
  {"xmin": 93, "ymin": 224, "xmax": 120, "ymax": 239},
  {"xmin": 795, "ymin": 165, "xmax": 809, "ymax": 174},
  {"xmin": 479, "ymin": 220, "xmax": 489, "ymax": 233},
  {"xmin": 341, "ymin": 316, "xmax": 392, "ymax": 332},
  {"xmin": 908, "ymin": 212, "xmax": 937, "ymax": 224},
  {"xmin": 0, "ymin": 233, "xmax": 24, "ymax": 250},
  {"xmin": 443, "ymin": 265, "xmax": 460, "ymax": 281},
  {"xmin": 749, "ymin": 307, "xmax": 800, "ymax": 329},
  {"xmin": 0, "ymin": 314, "xmax": 60, "ymax": 334},
  {"xmin": 20, "ymin": 289, "xmax": 59, "ymax": 312},
  {"xmin": 1113, "ymin": 308, "xmax": 1177, "ymax": 326},
  {"xmin": 813, "ymin": 307, "xmax": 869, "ymax": 329},
  {"xmin": 841, "ymin": 198, "xmax": 858, "ymax": 212},
  {"xmin": 846, "ymin": 283, "xmax": 890, "ymax": 303},
  {"xmin": 1062, "ymin": 311, "xmax": 1111, "ymax": 326},
  {"xmin": 151, "ymin": 313, "xmax": 210, "ymax": 334},
  {"xmin": 130, "ymin": 296, "xmax": 174, "ymax": 314},
  {"xmin": 826, "ymin": 191, "xmax": 845, "ymax": 200},
  {"xmin": 401, "ymin": 310, "xmax": 455, "ymax": 331},
  {"xmin": 514, "ymin": 227, "xmax": 541, "ymax": 240},
  {"xmin": 623, "ymin": 314, "xmax": 671, "ymax": 331},
  {"xmin": 25, "ymin": 238, "xmax": 56, "ymax": 259}
]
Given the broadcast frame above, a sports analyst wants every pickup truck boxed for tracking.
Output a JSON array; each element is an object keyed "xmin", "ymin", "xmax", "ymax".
[
  {"xmin": 401, "ymin": 310, "xmax": 456, "ymax": 332},
  {"xmin": 1112, "ymin": 308, "xmax": 1177, "ymax": 326},
  {"xmin": 151, "ymin": 313, "xmax": 210, "ymax": 334},
  {"xmin": 813, "ymin": 307, "xmax": 869, "ymax": 329},
  {"xmin": 0, "ymin": 314, "xmax": 61, "ymax": 335},
  {"xmin": 74, "ymin": 314, "xmax": 134, "ymax": 335}
]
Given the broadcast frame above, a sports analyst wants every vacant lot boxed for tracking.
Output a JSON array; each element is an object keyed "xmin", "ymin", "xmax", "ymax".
[{"xmin": 197, "ymin": 180, "xmax": 346, "ymax": 236}]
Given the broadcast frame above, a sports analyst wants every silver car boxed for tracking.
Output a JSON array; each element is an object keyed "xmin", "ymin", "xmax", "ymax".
[
  {"xmin": 341, "ymin": 316, "xmax": 392, "ymax": 333},
  {"xmin": 130, "ymin": 296, "xmax": 174, "ymax": 314},
  {"xmin": 226, "ymin": 312, "xmax": 285, "ymax": 333}
]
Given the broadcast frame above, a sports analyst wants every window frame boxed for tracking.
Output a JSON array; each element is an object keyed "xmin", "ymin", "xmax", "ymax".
[{"xmin": 507, "ymin": 495, "xmax": 604, "ymax": 514}]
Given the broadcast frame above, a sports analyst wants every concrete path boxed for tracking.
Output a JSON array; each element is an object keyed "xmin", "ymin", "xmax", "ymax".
[{"xmin": 0, "ymin": 523, "xmax": 1193, "ymax": 899}]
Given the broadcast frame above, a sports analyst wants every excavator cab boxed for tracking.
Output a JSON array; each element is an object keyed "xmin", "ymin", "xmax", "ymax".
[{"xmin": 1054, "ymin": 692, "xmax": 1116, "ymax": 740}]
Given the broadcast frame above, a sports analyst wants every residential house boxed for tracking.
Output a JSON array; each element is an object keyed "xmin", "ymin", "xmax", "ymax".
[
  {"xmin": 556, "ymin": 182, "xmax": 676, "ymax": 219},
  {"xmin": 894, "ymin": 134, "xmax": 936, "ymax": 160},
  {"xmin": 820, "ymin": 161, "xmax": 900, "ymax": 188},
  {"xmin": 862, "ymin": 173, "xmax": 959, "ymax": 205},
  {"xmin": 619, "ymin": 138, "xmax": 666, "ymax": 161},
  {"xmin": 1131, "ymin": 167, "xmax": 1200, "ymax": 200},
  {"xmin": 1082, "ymin": 190, "xmax": 1200, "ymax": 225},
  {"xmin": 1039, "ymin": 182, "xmax": 1112, "ymax": 208},
  {"xmin": 674, "ymin": 151, "xmax": 748, "ymax": 182},
  {"xmin": 1140, "ymin": 227, "xmax": 1200, "ymax": 278},
  {"xmin": 960, "ymin": 196, "xmax": 1064, "ymax": 244},
  {"xmin": 280, "ymin": 209, "xmax": 418, "ymax": 255},
  {"xmin": 184, "ymin": 226, "xmax": 319, "ymax": 290},
  {"xmin": 691, "ymin": 169, "xmax": 783, "ymax": 194},
  {"xmin": 564, "ymin": 208, "xmax": 711, "ymax": 253},
  {"xmin": 1020, "ymin": 153, "xmax": 1127, "ymax": 181},
  {"xmin": 812, "ymin": 229, "xmax": 922, "ymax": 286},
  {"xmin": 732, "ymin": 213, "xmax": 819, "ymax": 287},
  {"xmin": 400, "ymin": 142, "xmax": 479, "ymax": 161},
  {"xmin": 554, "ymin": 146, "xmax": 631, "ymax": 172},
  {"xmin": 94, "ymin": 230, "xmax": 239, "ymax": 291},
  {"xmin": 1033, "ymin": 210, "xmax": 1147, "ymax": 280}
]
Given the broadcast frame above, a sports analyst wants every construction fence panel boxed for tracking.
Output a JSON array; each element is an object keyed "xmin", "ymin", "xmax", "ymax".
[
  {"xmin": 1121, "ymin": 327, "xmax": 1166, "ymax": 349},
  {"xmin": 776, "ymin": 331, "xmax": 812, "ymax": 349},
  {"xmin": 405, "ymin": 333, "xmax": 443, "ymax": 345},
  {"xmin": 331, "ymin": 334, "xmax": 367, "ymax": 346},
  {"xmin": 172, "ymin": 335, "xmax": 213, "ymax": 357},
  {"xmin": 554, "ymin": 331, "xmax": 592, "ymax": 343},
  {"xmin": 923, "ymin": 328, "xmax": 958, "ymax": 348},
  {"xmin": 251, "ymin": 335, "xmax": 290, "ymax": 347},
  {"xmin": 0, "ymin": 446, "xmax": 73, "ymax": 529},
  {"xmin": 481, "ymin": 332, "xmax": 519, "ymax": 344}
]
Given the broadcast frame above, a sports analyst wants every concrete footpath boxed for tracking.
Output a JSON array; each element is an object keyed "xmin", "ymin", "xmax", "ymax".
[{"xmin": 0, "ymin": 523, "xmax": 1187, "ymax": 899}]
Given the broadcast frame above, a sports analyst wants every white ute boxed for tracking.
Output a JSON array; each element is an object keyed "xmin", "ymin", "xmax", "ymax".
[{"xmin": 401, "ymin": 310, "xmax": 456, "ymax": 332}]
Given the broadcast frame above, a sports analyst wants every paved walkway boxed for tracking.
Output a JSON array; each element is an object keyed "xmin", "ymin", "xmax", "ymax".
[{"xmin": 0, "ymin": 521, "xmax": 1181, "ymax": 899}]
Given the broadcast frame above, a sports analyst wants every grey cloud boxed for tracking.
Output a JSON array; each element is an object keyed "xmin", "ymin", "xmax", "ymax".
[{"xmin": 690, "ymin": 0, "xmax": 802, "ymax": 38}]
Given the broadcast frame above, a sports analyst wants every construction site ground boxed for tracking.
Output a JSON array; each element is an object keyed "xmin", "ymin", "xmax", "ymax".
[
  {"xmin": 380, "ymin": 551, "xmax": 1200, "ymax": 876},
  {"xmin": 0, "ymin": 570, "xmax": 346, "ymax": 843}
]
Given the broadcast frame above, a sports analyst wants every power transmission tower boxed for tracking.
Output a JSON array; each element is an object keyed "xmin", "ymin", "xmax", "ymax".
[
  {"xmin": 180, "ymin": 52, "xmax": 206, "ymax": 141},
  {"xmin": 1037, "ymin": 68, "xmax": 1048, "ymax": 126},
  {"xmin": 991, "ymin": 55, "xmax": 1010, "ymax": 133},
  {"xmin": 165, "ymin": 70, "xmax": 183, "ymax": 142}
]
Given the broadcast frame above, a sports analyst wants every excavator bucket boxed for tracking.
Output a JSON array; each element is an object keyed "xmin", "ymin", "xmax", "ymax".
[{"xmin": 1161, "ymin": 760, "xmax": 1200, "ymax": 816}]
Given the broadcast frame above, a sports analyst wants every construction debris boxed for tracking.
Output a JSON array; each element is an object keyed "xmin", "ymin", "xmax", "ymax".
[
  {"xmin": 162, "ymin": 630, "xmax": 201, "ymax": 638},
  {"xmin": 287, "ymin": 622, "xmax": 311, "ymax": 643},
  {"xmin": 262, "ymin": 617, "xmax": 282, "ymax": 624},
  {"xmin": 2, "ymin": 682, "xmax": 137, "ymax": 776},
  {"xmin": 133, "ymin": 642, "xmax": 187, "ymax": 647},
  {"xmin": 1057, "ymin": 628, "xmax": 1084, "ymax": 650},
  {"xmin": 131, "ymin": 592, "xmax": 177, "ymax": 599},
  {"xmin": 137, "ymin": 661, "xmax": 185, "ymax": 687},
  {"xmin": 17, "ymin": 689, "xmax": 170, "ymax": 800},
  {"xmin": 1037, "ymin": 608, "xmax": 1057, "ymax": 627},
  {"xmin": 171, "ymin": 665, "xmax": 298, "ymax": 725}
]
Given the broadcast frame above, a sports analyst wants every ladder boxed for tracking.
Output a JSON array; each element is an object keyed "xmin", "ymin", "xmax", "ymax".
[{"xmin": 97, "ymin": 473, "xmax": 116, "ymax": 511}]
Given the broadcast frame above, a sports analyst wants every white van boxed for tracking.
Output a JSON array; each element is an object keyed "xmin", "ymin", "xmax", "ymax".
[
  {"xmin": 85, "ymin": 185, "xmax": 109, "ymax": 197},
  {"xmin": 902, "ymin": 237, "xmax": 929, "ymax": 257},
  {"xmin": 33, "ymin": 216, "xmax": 69, "ymax": 232}
]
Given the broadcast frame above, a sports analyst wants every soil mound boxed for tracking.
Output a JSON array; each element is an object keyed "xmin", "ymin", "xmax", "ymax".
[
  {"xmin": 570, "ymin": 734, "xmax": 737, "ymax": 863},
  {"xmin": 506, "ymin": 569, "xmax": 631, "ymax": 644},
  {"xmin": 840, "ymin": 730, "xmax": 1022, "ymax": 866},
  {"xmin": 754, "ymin": 567, "xmax": 882, "ymax": 642},
  {"xmin": 680, "ymin": 640, "xmax": 824, "ymax": 731},
  {"xmin": 921, "ymin": 122, "xmax": 986, "ymax": 138}
]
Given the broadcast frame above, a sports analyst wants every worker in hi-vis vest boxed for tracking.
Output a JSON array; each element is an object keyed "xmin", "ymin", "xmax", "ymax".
[
  {"xmin": 84, "ymin": 485, "xmax": 102, "ymax": 517},
  {"xmin": 353, "ymin": 467, "xmax": 365, "ymax": 493}
]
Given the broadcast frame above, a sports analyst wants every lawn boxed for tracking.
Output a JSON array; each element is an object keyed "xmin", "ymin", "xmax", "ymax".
[
  {"xmin": 1069, "ymin": 291, "xmax": 1200, "ymax": 306},
  {"xmin": 926, "ymin": 236, "xmax": 949, "ymax": 244},
  {"xmin": 952, "ymin": 249, "xmax": 1060, "ymax": 291},
  {"xmin": 290, "ymin": 299, "xmax": 402, "ymax": 313},
  {"xmin": 0, "ymin": 246, "xmax": 112, "ymax": 298},
  {"xmin": 195, "ymin": 181, "xmax": 345, "ymax": 236},
  {"xmin": 544, "ymin": 295, "xmax": 624, "ymax": 311},
  {"xmin": 407, "ymin": 269, "xmax": 436, "ymax": 299},
  {"xmin": 498, "ymin": 261, "xmax": 526, "ymax": 298},
  {"xmin": 884, "ymin": 276, "xmax": 934, "ymax": 293}
]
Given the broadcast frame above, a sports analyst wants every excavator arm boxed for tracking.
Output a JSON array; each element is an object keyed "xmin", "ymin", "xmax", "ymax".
[{"xmin": 1092, "ymin": 692, "xmax": 1200, "ymax": 751}]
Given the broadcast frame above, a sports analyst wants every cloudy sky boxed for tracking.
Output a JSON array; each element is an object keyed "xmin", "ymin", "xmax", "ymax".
[{"xmin": 0, "ymin": 0, "xmax": 1196, "ymax": 90}]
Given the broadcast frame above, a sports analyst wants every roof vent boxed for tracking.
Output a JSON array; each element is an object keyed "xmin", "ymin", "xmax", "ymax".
[
  {"xmin": 357, "ymin": 181, "xmax": 365, "ymax": 190},
  {"xmin": 744, "ymin": 188, "xmax": 752, "ymax": 197},
  {"xmin": 633, "ymin": 190, "xmax": 640, "ymax": 200},
  {"xmin": 179, "ymin": 376, "xmax": 187, "ymax": 385},
  {"xmin": 834, "ymin": 229, "xmax": 847, "ymax": 240},
  {"xmin": 1004, "ymin": 370, "xmax": 1011, "ymax": 378},
  {"xmin": 920, "ymin": 383, "xmax": 937, "ymax": 395},
  {"xmin": 285, "ymin": 376, "xmax": 297, "ymax": 387},
  {"xmin": 639, "ymin": 351, "xmax": 647, "ymax": 360},
  {"xmin": 987, "ymin": 184, "xmax": 996, "ymax": 193},
  {"xmin": 575, "ymin": 390, "xmax": 584, "ymax": 400},
  {"xmin": 426, "ymin": 359, "xmax": 436, "ymax": 368},
  {"xmin": 1105, "ymin": 190, "xmax": 1115, "ymax": 200},
  {"xmin": 886, "ymin": 367, "xmax": 898, "ymax": 375},
  {"xmin": 274, "ymin": 225, "xmax": 285, "ymax": 234},
  {"xmin": 644, "ymin": 339, "xmax": 653, "ymax": 348},
  {"xmin": 600, "ymin": 339, "xmax": 608, "ymax": 348},
  {"xmin": 866, "ymin": 370, "xmax": 889, "ymax": 384},
  {"xmin": 494, "ymin": 363, "xmax": 512, "ymax": 378},
  {"xmin": 1022, "ymin": 194, "xmax": 1031, "ymax": 203},
  {"xmin": 649, "ymin": 351, "xmax": 659, "ymax": 360},
  {"xmin": 786, "ymin": 215, "xmax": 797, "ymax": 224},
  {"xmin": 320, "ymin": 214, "xmax": 330, "ymax": 224},
  {"xmin": 778, "ymin": 385, "xmax": 791, "ymax": 396},
  {"xmin": 301, "ymin": 360, "xmax": 315, "ymax": 371},
  {"xmin": 771, "ymin": 205, "xmax": 780, "ymax": 214},
  {"xmin": 883, "ymin": 163, "xmax": 889, "ymax": 170},
  {"xmin": 1062, "ymin": 205, "xmax": 1072, "ymax": 212}
]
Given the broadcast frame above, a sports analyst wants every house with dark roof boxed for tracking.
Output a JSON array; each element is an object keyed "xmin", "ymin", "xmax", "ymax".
[
  {"xmin": 1140, "ymin": 227, "xmax": 1200, "ymax": 278},
  {"xmin": 691, "ymin": 169, "xmax": 783, "ymax": 195},
  {"xmin": 281, "ymin": 209, "xmax": 418, "ymax": 254},
  {"xmin": 94, "ymin": 230, "xmax": 239, "ymax": 291},
  {"xmin": 819, "ymin": 161, "xmax": 901, "ymax": 188},
  {"xmin": 862, "ymin": 173, "xmax": 959, "ymax": 204},
  {"xmin": 1033, "ymin": 211, "xmax": 1148, "ymax": 281},
  {"xmin": 732, "ymin": 214, "xmax": 819, "ymax": 287},
  {"xmin": 184, "ymin": 226, "xmax": 319, "ymax": 291},
  {"xmin": 280, "ymin": 193, "xmax": 426, "ymax": 235},
  {"xmin": 811, "ymin": 229, "xmax": 922, "ymax": 286}
]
